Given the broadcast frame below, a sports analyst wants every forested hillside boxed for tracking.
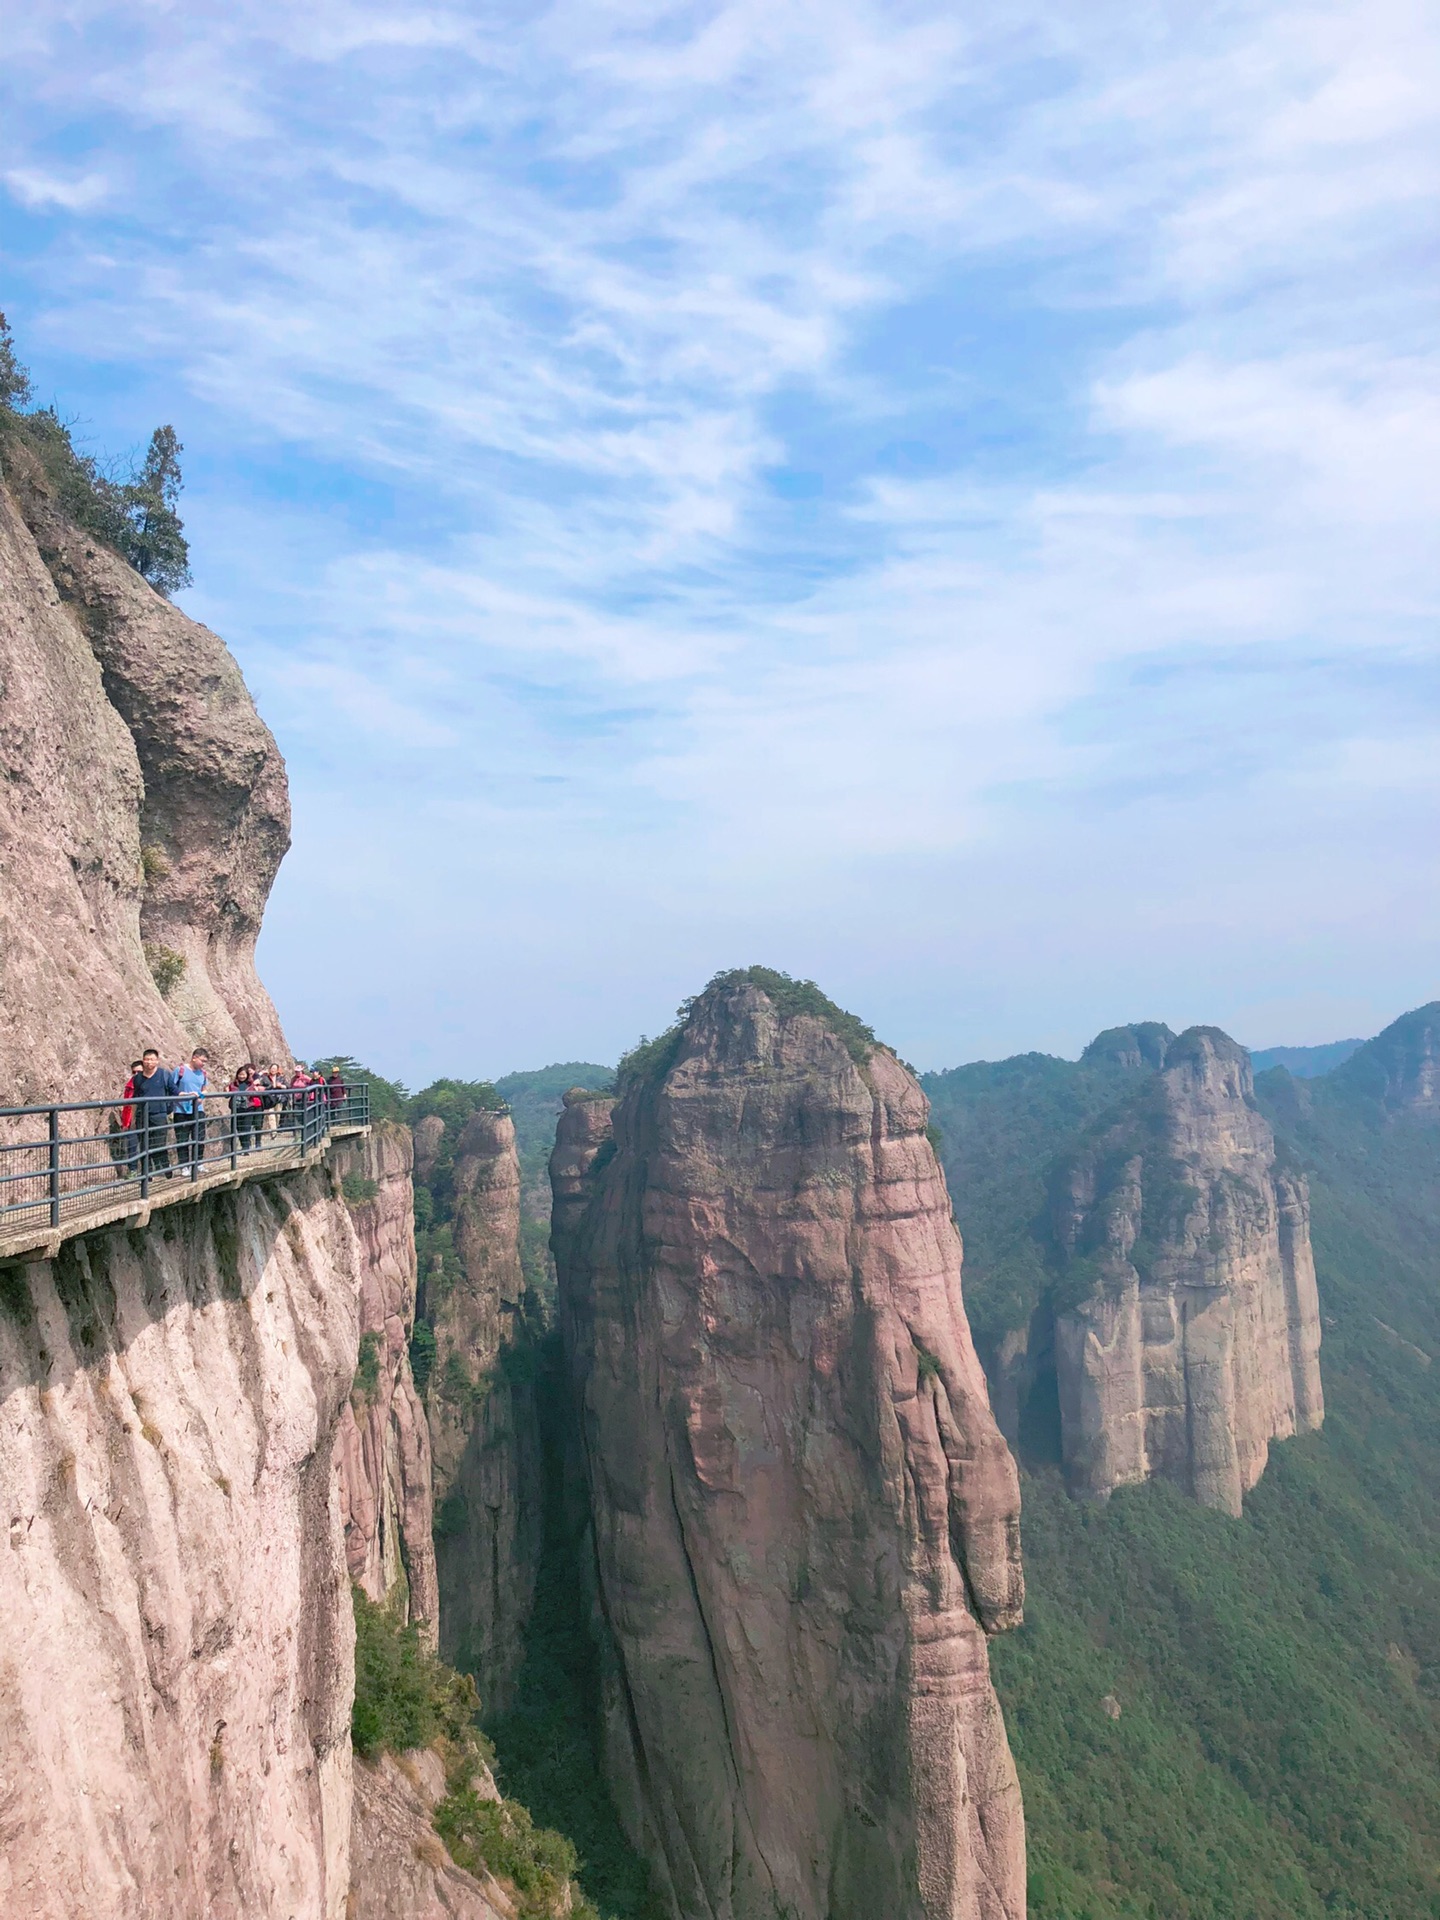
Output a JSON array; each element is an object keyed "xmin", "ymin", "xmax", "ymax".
[{"xmin": 927, "ymin": 1009, "xmax": 1440, "ymax": 1919}]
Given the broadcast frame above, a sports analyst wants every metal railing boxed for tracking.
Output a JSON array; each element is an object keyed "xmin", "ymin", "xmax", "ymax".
[{"xmin": 0, "ymin": 1081, "xmax": 371, "ymax": 1233}]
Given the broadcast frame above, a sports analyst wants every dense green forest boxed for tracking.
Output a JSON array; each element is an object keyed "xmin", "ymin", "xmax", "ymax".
[{"xmin": 926, "ymin": 1010, "xmax": 1440, "ymax": 1919}]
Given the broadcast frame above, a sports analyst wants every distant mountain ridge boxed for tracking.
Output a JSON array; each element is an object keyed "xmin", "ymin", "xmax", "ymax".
[{"xmin": 1250, "ymin": 1037, "xmax": 1365, "ymax": 1077}]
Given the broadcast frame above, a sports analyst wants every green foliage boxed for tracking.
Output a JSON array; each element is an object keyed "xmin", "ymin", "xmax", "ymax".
[
  {"xmin": 948, "ymin": 1011, "xmax": 1440, "ymax": 1919},
  {"xmin": 434, "ymin": 1792, "xmax": 599, "ymax": 1920},
  {"xmin": 614, "ymin": 1024, "xmax": 686, "ymax": 1090},
  {"xmin": 311, "ymin": 1057, "xmax": 410, "ymax": 1123},
  {"xmin": 409, "ymin": 1077, "xmax": 507, "ymax": 1128},
  {"xmin": 617, "ymin": 966, "xmax": 877, "ymax": 1092},
  {"xmin": 352, "ymin": 1330, "xmax": 382, "ymax": 1403},
  {"xmin": 920, "ymin": 1049, "xmax": 1139, "ymax": 1340},
  {"xmin": 0, "ymin": 313, "xmax": 32, "ymax": 408},
  {"xmin": 495, "ymin": 1062, "xmax": 613, "ymax": 1216},
  {"xmin": 434, "ymin": 1488, "xmax": 468, "ymax": 1540},
  {"xmin": 139, "ymin": 843, "xmax": 170, "ymax": 884},
  {"xmin": 143, "ymin": 941, "xmax": 187, "ymax": 998},
  {"xmin": 351, "ymin": 1585, "xmax": 484, "ymax": 1761},
  {"xmin": 712, "ymin": 966, "xmax": 877, "ymax": 1063},
  {"xmin": 915, "ymin": 1346, "xmax": 941, "ymax": 1382},
  {"xmin": 486, "ymin": 1333, "xmax": 667, "ymax": 1920},
  {"xmin": 342, "ymin": 1173, "xmax": 379, "ymax": 1206},
  {"xmin": 409, "ymin": 1319, "xmax": 437, "ymax": 1393},
  {"xmin": 122, "ymin": 425, "xmax": 191, "ymax": 595},
  {"xmin": 0, "ymin": 317, "xmax": 191, "ymax": 593}
]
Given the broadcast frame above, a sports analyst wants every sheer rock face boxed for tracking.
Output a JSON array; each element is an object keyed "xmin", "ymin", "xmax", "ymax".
[
  {"xmin": 553, "ymin": 979, "xmax": 1025, "ymax": 1920},
  {"xmin": 0, "ymin": 1167, "xmax": 359, "ymax": 1920},
  {"xmin": 428, "ymin": 1109, "xmax": 541, "ymax": 1706},
  {"xmin": 0, "ymin": 454, "xmax": 289, "ymax": 1098},
  {"xmin": 1052, "ymin": 1027, "xmax": 1324, "ymax": 1514},
  {"xmin": 334, "ymin": 1122, "xmax": 439, "ymax": 1644}
]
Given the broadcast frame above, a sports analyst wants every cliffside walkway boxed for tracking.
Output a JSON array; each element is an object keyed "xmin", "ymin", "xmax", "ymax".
[{"xmin": 0, "ymin": 1084, "xmax": 371, "ymax": 1263}]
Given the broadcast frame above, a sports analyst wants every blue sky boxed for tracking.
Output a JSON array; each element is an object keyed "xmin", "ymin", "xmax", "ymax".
[{"xmin": 4, "ymin": 0, "xmax": 1437, "ymax": 1084}]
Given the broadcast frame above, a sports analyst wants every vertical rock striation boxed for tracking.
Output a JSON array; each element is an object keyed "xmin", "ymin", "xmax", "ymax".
[
  {"xmin": 1051, "ymin": 1027, "xmax": 1324, "ymax": 1513},
  {"xmin": 428, "ymin": 1108, "xmax": 542, "ymax": 1705},
  {"xmin": 552, "ymin": 973, "xmax": 1025, "ymax": 1920},
  {"xmin": 333, "ymin": 1121, "xmax": 439, "ymax": 1642},
  {"xmin": 0, "ymin": 1169, "xmax": 359, "ymax": 1919}
]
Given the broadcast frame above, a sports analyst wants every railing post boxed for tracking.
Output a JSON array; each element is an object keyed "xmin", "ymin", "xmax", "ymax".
[
  {"xmin": 48, "ymin": 1107, "xmax": 60, "ymax": 1229},
  {"xmin": 230, "ymin": 1094, "xmax": 238, "ymax": 1173}
]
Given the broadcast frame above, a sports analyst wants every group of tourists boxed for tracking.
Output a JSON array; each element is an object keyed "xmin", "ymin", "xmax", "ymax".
[{"xmin": 115, "ymin": 1050, "xmax": 348, "ymax": 1179}]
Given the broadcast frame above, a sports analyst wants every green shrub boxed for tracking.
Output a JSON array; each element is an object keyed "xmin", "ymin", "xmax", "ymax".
[
  {"xmin": 0, "ymin": 316, "xmax": 191, "ymax": 594},
  {"xmin": 434, "ymin": 1489, "xmax": 467, "ymax": 1540},
  {"xmin": 342, "ymin": 1173, "xmax": 379, "ymax": 1206},
  {"xmin": 351, "ymin": 1587, "xmax": 446, "ymax": 1759},
  {"xmin": 310, "ymin": 1057, "xmax": 410, "ymax": 1123},
  {"xmin": 143, "ymin": 941, "xmax": 187, "ymax": 998},
  {"xmin": 353, "ymin": 1331, "xmax": 382, "ymax": 1403},
  {"xmin": 409, "ymin": 1319, "xmax": 437, "ymax": 1393},
  {"xmin": 433, "ymin": 1792, "xmax": 599, "ymax": 1920}
]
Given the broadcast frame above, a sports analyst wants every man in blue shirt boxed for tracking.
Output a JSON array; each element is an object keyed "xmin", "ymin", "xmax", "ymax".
[
  {"xmin": 173, "ymin": 1048, "xmax": 210, "ymax": 1173},
  {"xmin": 131, "ymin": 1048, "xmax": 177, "ymax": 1179}
]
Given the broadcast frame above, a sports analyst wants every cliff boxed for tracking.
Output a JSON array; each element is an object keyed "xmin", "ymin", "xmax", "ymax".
[
  {"xmin": 0, "ymin": 437, "xmax": 289, "ymax": 1098},
  {"xmin": 552, "ymin": 971, "xmax": 1025, "ymax": 1920},
  {"xmin": 0, "ymin": 1166, "xmax": 358, "ymax": 1918},
  {"xmin": 334, "ymin": 1122, "xmax": 439, "ymax": 1642},
  {"xmin": 1051, "ymin": 1026, "xmax": 1323, "ymax": 1513},
  {"xmin": 426, "ymin": 1109, "xmax": 542, "ymax": 1705}
]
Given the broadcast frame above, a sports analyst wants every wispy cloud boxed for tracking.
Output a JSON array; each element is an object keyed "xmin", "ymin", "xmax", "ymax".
[{"xmin": 2, "ymin": 0, "xmax": 1436, "ymax": 1078}]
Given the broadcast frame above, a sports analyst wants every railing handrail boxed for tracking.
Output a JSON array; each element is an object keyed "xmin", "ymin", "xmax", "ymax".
[{"xmin": 0, "ymin": 1080, "xmax": 371, "ymax": 1235}]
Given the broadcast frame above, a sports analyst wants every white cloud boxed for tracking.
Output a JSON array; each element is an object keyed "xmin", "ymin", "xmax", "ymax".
[{"xmin": 3, "ymin": 0, "xmax": 1437, "ymax": 1073}]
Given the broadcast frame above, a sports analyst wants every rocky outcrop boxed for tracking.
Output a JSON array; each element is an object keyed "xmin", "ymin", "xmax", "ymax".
[
  {"xmin": 428, "ymin": 1109, "xmax": 542, "ymax": 1705},
  {"xmin": 349, "ymin": 1749, "xmax": 511, "ymax": 1920},
  {"xmin": 0, "ymin": 444, "xmax": 288, "ymax": 1098},
  {"xmin": 0, "ymin": 1164, "xmax": 359, "ymax": 1919},
  {"xmin": 334, "ymin": 1122, "xmax": 439, "ymax": 1642},
  {"xmin": 414, "ymin": 1114, "xmax": 447, "ymax": 1185},
  {"xmin": 1052, "ymin": 1026, "xmax": 1324, "ymax": 1514},
  {"xmin": 553, "ymin": 972, "xmax": 1025, "ymax": 1920},
  {"xmin": 1330, "ymin": 1000, "xmax": 1440, "ymax": 1119}
]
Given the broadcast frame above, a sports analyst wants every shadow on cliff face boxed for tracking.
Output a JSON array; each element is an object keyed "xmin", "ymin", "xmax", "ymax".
[
  {"xmin": 482, "ymin": 1330, "xmax": 666, "ymax": 1920},
  {"xmin": 0, "ymin": 1171, "xmax": 334, "ymax": 1412}
]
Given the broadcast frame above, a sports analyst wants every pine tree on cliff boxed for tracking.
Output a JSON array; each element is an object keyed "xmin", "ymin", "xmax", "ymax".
[
  {"xmin": 0, "ymin": 312, "xmax": 191, "ymax": 596},
  {"xmin": 122, "ymin": 424, "xmax": 192, "ymax": 595}
]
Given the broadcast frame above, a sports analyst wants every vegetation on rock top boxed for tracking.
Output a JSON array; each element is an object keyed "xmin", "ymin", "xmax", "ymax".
[
  {"xmin": 0, "ymin": 313, "xmax": 192, "ymax": 595},
  {"xmin": 616, "ymin": 964, "xmax": 878, "ymax": 1089}
]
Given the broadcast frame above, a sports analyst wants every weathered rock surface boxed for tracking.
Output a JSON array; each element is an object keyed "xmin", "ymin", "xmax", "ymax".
[
  {"xmin": 427, "ymin": 1109, "xmax": 541, "ymax": 1705},
  {"xmin": 0, "ymin": 1165, "xmax": 359, "ymax": 1919},
  {"xmin": 0, "ymin": 446, "xmax": 288, "ymax": 1098},
  {"xmin": 414, "ymin": 1113, "xmax": 447, "ymax": 1185},
  {"xmin": 1052, "ymin": 1026, "xmax": 1324, "ymax": 1513},
  {"xmin": 334, "ymin": 1121, "xmax": 439, "ymax": 1643},
  {"xmin": 349, "ymin": 1748, "xmax": 512, "ymax": 1920},
  {"xmin": 553, "ymin": 974, "xmax": 1025, "ymax": 1920}
]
